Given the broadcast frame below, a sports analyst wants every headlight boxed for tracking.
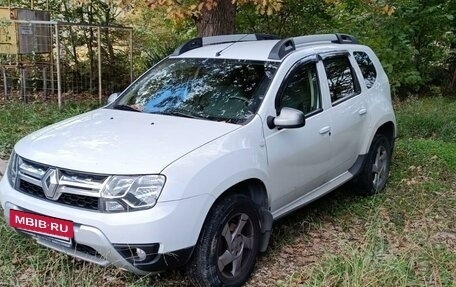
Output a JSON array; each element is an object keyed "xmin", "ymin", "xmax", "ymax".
[
  {"xmin": 7, "ymin": 151, "xmax": 19, "ymax": 188},
  {"xmin": 101, "ymin": 175, "xmax": 165, "ymax": 212}
]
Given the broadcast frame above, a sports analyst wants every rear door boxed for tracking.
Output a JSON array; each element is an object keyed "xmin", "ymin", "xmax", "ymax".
[{"xmin": 320, "ymin": 52, "xmax": 369, "ymax": 178}]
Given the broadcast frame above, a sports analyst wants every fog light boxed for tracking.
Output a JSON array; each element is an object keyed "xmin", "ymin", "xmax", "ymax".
[
  {"xmin": 136, "ymin": 248, "xmax": 147, "ymax": 261},
  {"xmin": 113, "ymin": 243, "xmax": 160, "ymax": 265}
]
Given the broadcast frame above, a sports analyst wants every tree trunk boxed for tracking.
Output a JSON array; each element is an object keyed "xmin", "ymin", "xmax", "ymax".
[
  {"xmin": 450, "ymin": 67, "xmax": 456, "ymax": 92},
  {"xmin": 196, "ymin": 0, "xmax": 236, "ymax": 37}
]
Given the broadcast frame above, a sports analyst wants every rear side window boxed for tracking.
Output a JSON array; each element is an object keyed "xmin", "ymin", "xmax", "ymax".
[
  {"xmin": 323, "ymin": 55, "xmax": 360, "ymax": 103},
  {"xmin": 353, "ymin": 51, "xmax": 377, "ymax": 89}
]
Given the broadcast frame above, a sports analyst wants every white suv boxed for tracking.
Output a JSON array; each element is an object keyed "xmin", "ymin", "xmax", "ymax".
[{"xmin": 1, "ymin": 33, "xmax": 396, "ymax": 287}]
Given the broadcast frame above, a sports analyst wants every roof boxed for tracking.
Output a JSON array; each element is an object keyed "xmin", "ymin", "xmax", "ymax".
[{"xmin": 169, "ymin": 33, "xmax": 359, "ymax": 62}]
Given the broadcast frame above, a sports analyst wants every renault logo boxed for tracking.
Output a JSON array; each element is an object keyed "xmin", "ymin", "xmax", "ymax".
[{"xmin": 42, "ymin": 169, "xmax": 60, "ymax": 200}]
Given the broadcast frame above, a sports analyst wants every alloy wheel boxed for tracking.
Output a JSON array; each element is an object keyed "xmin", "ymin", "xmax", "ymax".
[
  {"xmin": 217, "ymin": 213, "xmax": 255, "ymax": 280},
  {"xmin": 372, "ymin": 145, "xmax": 388, "ymax": 191}
]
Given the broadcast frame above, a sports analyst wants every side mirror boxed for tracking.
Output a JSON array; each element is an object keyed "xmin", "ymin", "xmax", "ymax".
[
  {"xmin": 107, "ymin": 92, "xmax": 120, "ymax": 104},
  {"xmin": 267, "ymin": 107, "xmax": 305, "ymax": 129}
]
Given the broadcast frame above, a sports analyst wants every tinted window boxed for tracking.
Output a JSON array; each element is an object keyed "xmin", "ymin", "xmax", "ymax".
[
  {"xmin": 114, "ymin": 58, "xmax": 279, "ymax": 123},
  {"xmin": 323, "ymin": 56, "xmax": 359, "ymax": 103},
  {"xmin": 280, "ymin": 63, "xmax": 321, "ymax": 114},
  {"xmin": 353, "ymin": 51, "xmax": 377, "ymax": 89}
]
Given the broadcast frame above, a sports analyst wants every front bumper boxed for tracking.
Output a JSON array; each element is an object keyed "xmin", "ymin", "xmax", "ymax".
[{"xmin": 0, "ymin": 176, "xmax": 213, "ymax": 274}]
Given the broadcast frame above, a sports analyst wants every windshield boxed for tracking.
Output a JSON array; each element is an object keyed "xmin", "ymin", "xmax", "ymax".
[{"xmin": 111, "ymin": 58, "xmax": 279, "ymax": 123}]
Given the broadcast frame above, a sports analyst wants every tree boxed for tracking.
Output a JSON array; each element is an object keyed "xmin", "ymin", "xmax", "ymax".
[
  {"xmin": 236, "ymin": 0, "xmax": 334, "ymax": 37},
  {"xmin": 146, "ymin": 0, "xmax": 283, "ymax": 36},
  {"xmin": 321, "ymin": 0, "xmax": 454, "ymax": 96}
]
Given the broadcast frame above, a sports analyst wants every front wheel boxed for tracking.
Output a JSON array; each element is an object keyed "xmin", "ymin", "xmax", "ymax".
[
  {"xmin": 356, "ymin": 134, "xmax": 392, "ymax": 195},
  {"xmin": 186, "ymin": 194, "xmax": 260, "ymax": 287}
]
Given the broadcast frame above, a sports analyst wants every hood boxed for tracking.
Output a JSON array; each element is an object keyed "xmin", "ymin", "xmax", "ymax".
[{"xmin": 15, "ymin": 109, "xmax": 240, "ymax": 174}]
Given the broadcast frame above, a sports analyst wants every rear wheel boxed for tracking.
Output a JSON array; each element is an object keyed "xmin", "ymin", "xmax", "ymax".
[
  {"xmin": 186, "ymin": 194, "xmax": 260, "ymax": 287},
  {"xmin": 356, "ymin": 134, "xmax": 392, "ymax": 195}
]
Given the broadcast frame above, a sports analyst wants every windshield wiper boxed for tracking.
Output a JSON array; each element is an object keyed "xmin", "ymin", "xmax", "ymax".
[
  {"xmin": 113, "ymin": 104, "xmax": 141, "ymax": 112},
  {"xmin": 161, "ymin": 109, "xmax": 206, "ymax": 119}
]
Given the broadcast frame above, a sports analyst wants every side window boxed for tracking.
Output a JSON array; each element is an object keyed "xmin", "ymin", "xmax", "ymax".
[
  {"xmin": 280, "ymin": 63, "xmax": 321, "ymax": 115},
  {"xmin": 323, "ymin": 55, "xmax": 360, "ymax": 103},
  {"xmin": 353, "ymin": 51, "xmax": 377, "ymax": 89}
]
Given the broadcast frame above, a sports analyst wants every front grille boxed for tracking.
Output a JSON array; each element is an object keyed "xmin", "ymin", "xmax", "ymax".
[
  {"xmin": 58, "ymin": 193, "xmax": 99, "ymax": 210},
  {"xmin": 19, "ymin": 179, "xmax": 100, "ymax": 211},
  {"xmin": 20, "ymin": 180, "xmax": 46, "ymax": 198},
  {"xmin": 15, "ymin": 158, "xmax": 108, "ymax": 212}
]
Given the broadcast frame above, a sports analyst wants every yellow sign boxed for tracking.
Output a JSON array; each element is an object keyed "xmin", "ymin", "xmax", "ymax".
[{"xmin": 0, "ymin": 8, "xmax": 18, "ymax": 54}]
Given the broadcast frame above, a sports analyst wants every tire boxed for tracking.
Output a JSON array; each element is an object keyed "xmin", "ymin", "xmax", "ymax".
[
  {"xmin": 356, "ymin": 134, "xmax": 392, "ymax": 195},
  {"xmin": 186, "ymin": 194, "xmax": 260, "ymax": 287}
]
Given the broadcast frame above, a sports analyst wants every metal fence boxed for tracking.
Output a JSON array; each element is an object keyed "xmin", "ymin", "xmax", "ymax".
[{"xmin": 0, "ymin": 20, "xmax": 133, "ymax": 109}]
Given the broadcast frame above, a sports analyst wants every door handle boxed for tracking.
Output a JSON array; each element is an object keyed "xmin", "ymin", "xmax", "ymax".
[
  {"xmin": 358, "ymin": 108, "xmax": 367, "ymax": 115},
  {"xmin": 319, "ymin": 126, "xmax": 331, "ymax": 134}
]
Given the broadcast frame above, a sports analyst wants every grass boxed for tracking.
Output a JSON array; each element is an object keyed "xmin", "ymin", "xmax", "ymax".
[
  {"xmin": 395, "ymin": 96, "xmax": 456, "ymax": 142},
  {"xmin": 0, "ymin": 96, "xmax": 455, "ymax": 286},
  {"xmin": 269, "ymin": 97, "xmax": 456, "ymax": 287}
]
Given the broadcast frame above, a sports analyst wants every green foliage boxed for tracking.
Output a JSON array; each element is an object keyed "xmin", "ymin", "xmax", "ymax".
[
  {"xmin": 395, "ymin": 96, "xmax": 456, "ymax": 142},
  {"xmin": 236, "ymin": 0, "xmax": 335, "ymax": 37},
  {"xmin": 237, "ymin": 0, "xmax": 455, "ymax": 97},
  {"xmin": 397, "ymin": 138, "xmax": 456, "ymax": 172},
  {"xmin": 334, "ymin": 0, "xmax": 454, "ymax": 96},
  {"xmin": 143, "ymin": 44, "xmax": 176, "ymax": 68},
  {"xmin": 125, "ymin": 2, "xmax": 196, "ymax": 71}
]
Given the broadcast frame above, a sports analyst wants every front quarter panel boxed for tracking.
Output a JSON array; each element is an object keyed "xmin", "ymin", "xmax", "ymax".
[{"xmin": 159, "ymin": 115, "xmax": 269, "ymax": 204}]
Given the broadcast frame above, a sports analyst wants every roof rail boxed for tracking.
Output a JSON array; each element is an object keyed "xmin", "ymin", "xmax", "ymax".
[
  {"xmin": 268, "ymin": 33, "xmax": 358, "ymax": 60},
  {"xmin": 172, "ymin": 33, "xmax": 280, "ymax": 56}
]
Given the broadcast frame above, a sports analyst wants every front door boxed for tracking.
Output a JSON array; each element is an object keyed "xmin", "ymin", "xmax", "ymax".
[{"xmin": 264, "ymin": 60, "xmax": 332, "ymax": 211}]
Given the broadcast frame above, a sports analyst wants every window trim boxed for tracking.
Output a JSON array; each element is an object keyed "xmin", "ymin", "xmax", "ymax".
[
  {"xmin": 318, "ymin": 50, "xmax": 350, "ymax": 60},
  {"xmin": 274, "ymin": 55, "xmax": 323, "ymax": 118}
]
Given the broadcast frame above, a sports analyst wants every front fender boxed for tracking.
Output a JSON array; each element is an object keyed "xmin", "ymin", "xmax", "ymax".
[{"xmin": 158, "ymin": 115, "xmax": 269, "ymax": 203}]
